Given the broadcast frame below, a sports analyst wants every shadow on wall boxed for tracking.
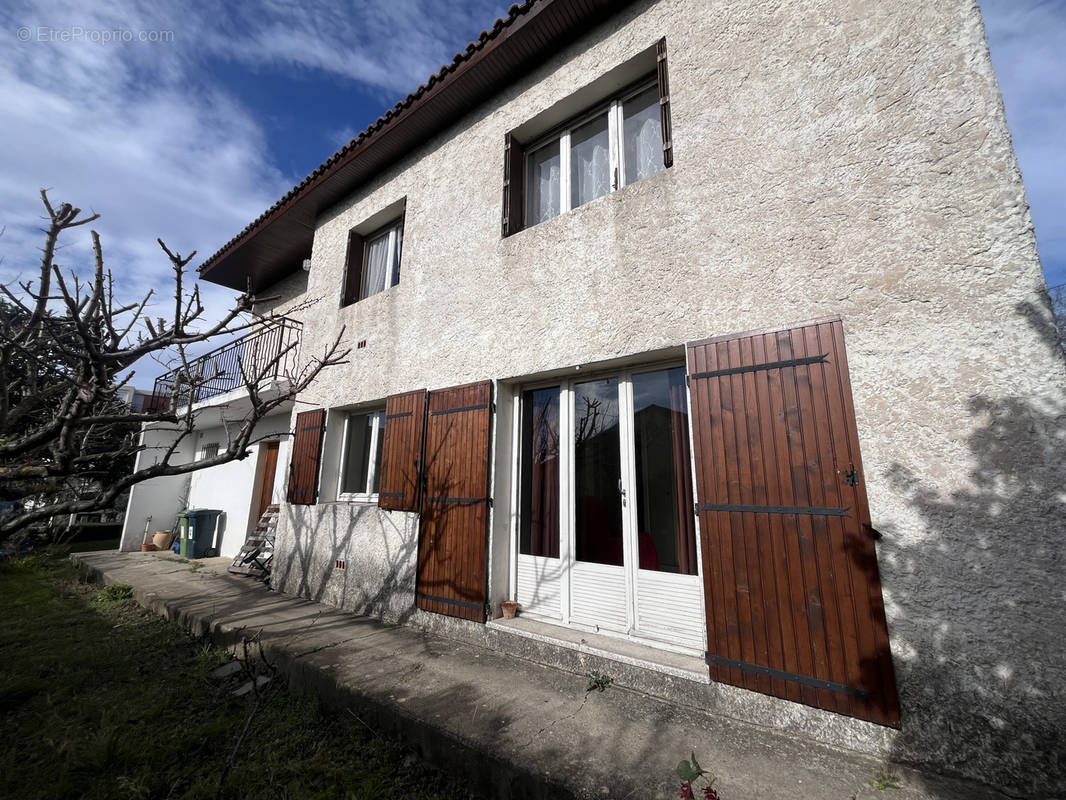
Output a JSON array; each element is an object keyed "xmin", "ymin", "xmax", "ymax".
[
  {"xmin": 883, "ymin": 301, "xmax": 1065, "ymax": 798},
  {"xmin": 272, "ymin": 502, "xmax": 421, "ymax": 626}
]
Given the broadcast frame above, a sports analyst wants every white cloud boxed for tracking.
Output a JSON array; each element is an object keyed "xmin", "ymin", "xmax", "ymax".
[
  {"xmin": 0, "ymin": 0, "xmax": 509, "ymax": 385},
  {"xmin": 979, "ymin": 0, "xmax": 1066, "ymax": 286}
]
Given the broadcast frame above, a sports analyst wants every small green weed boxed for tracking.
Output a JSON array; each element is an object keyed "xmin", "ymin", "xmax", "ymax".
[
  {"xmin": 585, "ymin": 670, "xmax": 613, "ymax": 693},
  {"xmin": 98, "ymin": 584, "xmax": 134, "ymax": 602},
  {"xmin": 868, "ymin": 766, "xmax": 902, "ymax": 790}
]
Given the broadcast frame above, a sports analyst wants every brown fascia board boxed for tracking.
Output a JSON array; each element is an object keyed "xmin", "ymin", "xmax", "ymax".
[{"xmin": 199, "ymin": 0, "xmax": 636, "ymax": 292}]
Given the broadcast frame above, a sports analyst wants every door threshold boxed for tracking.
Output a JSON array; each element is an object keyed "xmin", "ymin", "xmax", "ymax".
[{"xmin": 487, "ymin": 616, "xmax": 710, "ymax": 684}]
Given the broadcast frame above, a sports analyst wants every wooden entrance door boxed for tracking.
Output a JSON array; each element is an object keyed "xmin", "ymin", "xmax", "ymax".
[
  {"xmin": 416, "ymin": 381, "xmax": 493, "ymax": 622},
  {"xmin": 256, "ymin": 441, "xmax": 280, "ymax": 523},
  {"xmin": 686, "ymin": 318, "xmax": 899, "ymax": 726}
]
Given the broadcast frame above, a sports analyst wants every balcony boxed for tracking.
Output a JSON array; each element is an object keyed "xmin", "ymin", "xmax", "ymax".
[{"xmin": 152, "ymin": 320, "xmax": 301, "ymax": 408}]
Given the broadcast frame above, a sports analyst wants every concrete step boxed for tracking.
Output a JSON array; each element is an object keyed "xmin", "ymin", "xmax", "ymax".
[{"xmin": 71, "ymin": 551, "xmax": 1009, "ymax": 800}]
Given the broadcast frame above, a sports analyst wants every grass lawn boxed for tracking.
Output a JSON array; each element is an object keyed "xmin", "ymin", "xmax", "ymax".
[{"xmin": 0, "ymin": 555, "xmax": 472, "ymax": 800}]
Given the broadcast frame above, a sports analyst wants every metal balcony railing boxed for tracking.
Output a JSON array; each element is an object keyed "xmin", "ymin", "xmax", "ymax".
[{"xmin": 152, "ymin": 320, "xmax": 301, "ymax": 407}]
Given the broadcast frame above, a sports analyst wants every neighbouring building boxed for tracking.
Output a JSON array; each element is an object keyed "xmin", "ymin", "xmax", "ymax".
[
  {"xmin": 119, "ymin": 323, "xmax": 299, "ymax": 556},
  {"xmin": 123, "ymin": 1, "xmax": 1066, "ymax": 795}
]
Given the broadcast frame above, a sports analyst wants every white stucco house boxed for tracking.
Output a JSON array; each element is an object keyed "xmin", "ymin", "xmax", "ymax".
[{"xmin": 121, "ymin": 0, "xmax": 1066, "ymax": 795}]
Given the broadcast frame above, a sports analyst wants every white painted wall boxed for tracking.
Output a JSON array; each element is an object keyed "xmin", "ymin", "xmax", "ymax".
[
  {"xmin": 120, "ymin": 424, "xmax": 193, "ymax": 551},
  {"xmin": 120, "ymin": 408, "xmax": 292, "ymax": 556},
  {"xmin": 187, "ymin": 414, "xmax": 291, "ymax": 557}
]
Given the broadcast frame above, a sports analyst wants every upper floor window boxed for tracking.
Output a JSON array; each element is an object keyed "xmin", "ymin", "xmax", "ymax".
[
  {"xmin": 526, "ymin": 81, "xmax": 664, "ymax": 226},
  {"xmin": 503, "ymin": 38, "xmax": 673, "ymax": 236},
  {"xmin": 342, "ymin": 213, "xmax": 404, "ymax": 306}
]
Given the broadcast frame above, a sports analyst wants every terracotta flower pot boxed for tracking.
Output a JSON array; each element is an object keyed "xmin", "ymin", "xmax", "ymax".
[
  {"xmin": 140, "ymin": 543, "xmax": 157, "ymax": 552},
  {"xmin": 501, "ymin": 600, "xmax": 519, "ymax": 619}
]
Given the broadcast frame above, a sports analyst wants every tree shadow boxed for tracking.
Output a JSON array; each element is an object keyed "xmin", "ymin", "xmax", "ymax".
[
  {"xmin": 272, "ymin": 501, "xmax": 420, "ymax": 626},
  {"xmin": 880, "ymin": 300, "xmax": 1065, "ymax": 797}
]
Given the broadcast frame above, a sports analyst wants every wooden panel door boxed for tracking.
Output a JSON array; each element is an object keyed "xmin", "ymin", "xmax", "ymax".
[
  {"xmin": 416, "ymin": 381, "xmax": 493, "ymax": 622},
  {"xmin": 255, "ymin": 441, "xmax": 280, "ymax": 522},
  {"xmin": 687, "ymin": 318, "xmax": 899, "ymax": 727}
]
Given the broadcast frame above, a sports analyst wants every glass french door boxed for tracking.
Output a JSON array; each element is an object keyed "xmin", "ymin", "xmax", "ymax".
[{"xmin": 515, "ymin": 366, "xmax": 705, "ymax": 652}]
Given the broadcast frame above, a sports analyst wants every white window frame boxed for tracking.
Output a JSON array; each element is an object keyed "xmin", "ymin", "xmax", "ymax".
[
  {"xmin": 524, "ymin": 77, "xmax": 659, "ymax": 225},
  {"xmin": 336, "ymin": 408, "xmax": 385, "ymax": 502},
  {"xmin": 508, "ymin": 361, "xmax": 707, "ymax": 656},
  {"xmin": 358, "ymin": 218, "xmax": 403, "ymax": 302}
]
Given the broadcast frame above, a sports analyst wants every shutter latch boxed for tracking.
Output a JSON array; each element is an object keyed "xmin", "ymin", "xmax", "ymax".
[{"xmin": 843, "ymin": 465, "xmax": 860, "ymax": 486}]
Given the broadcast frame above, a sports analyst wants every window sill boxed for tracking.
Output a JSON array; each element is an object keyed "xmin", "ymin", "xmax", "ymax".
[{"xmin": 336, "ymin": 494, "xmax": 379, "ymax": 505}]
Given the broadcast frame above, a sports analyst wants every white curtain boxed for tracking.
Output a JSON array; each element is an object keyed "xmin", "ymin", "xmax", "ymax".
[
  {"xmin": 362, "ymin": 231, "xmax": 391, "ymax": 298},
  {"xmin": 571, "ymin": 114, "xmax": 610, "ymax": 208},
  {"xmin": 528, "ymin": 145, "xmax": 560, "ymax": 224},
  {"xmin": 623, "ymin": 86, "xmax": 664, "ymax": 186}
]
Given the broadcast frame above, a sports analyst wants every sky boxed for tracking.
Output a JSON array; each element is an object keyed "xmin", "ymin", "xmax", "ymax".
[{"xmin": 0, "ymin": 0, "xmax": 1062, "ymax": 387}]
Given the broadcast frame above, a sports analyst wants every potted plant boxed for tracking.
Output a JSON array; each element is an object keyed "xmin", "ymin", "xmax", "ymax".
[{"xmin": 501, "ymin": 600, "xmax": 519, "ymax": 619}]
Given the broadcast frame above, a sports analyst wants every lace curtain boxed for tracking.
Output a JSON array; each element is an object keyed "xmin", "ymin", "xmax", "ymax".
[
  {"xmin": 527, "ymin": 146, "xmax": 560, "ymax": 225},
  {"xmin": 623, "ymin": 85, "xmax": 664, "ymax": 186},
  {"xmin": 571, "ymin": 113, "xmax": 610, "ymax": 209}
]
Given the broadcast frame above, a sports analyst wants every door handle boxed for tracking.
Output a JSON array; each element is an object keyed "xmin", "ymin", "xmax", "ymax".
[{"xmin": 618, "ymin": 479, "xmax": 627, "ymax": 507}]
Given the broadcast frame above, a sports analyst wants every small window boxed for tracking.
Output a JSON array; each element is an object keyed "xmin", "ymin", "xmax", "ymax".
[
  {"xmin": 338, "ymin": 409, "xmax": 386, "ymax": 500},
  {"xmin": 502, "ymin": 40, "xmax": 672, "ymax": 237},
  {"xmin": 341, "ymin": 218, "xmax": 403, "ymax": 306},
  {"xmin": 198, "ymin": 442, "xmax": 219, "ymax": 459},
  {"xmin": 522, "ymin": 78, "xmax": 665, "ymax": 227}
]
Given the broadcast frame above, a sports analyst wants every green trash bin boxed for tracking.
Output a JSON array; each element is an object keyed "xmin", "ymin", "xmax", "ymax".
[
  {"xmin": 177, "ymin": 511, "xmax": 192, "ymax": 557},
  {"xmin": 182, "ymin": 509, "xmax": 223, "ymax": 558}
]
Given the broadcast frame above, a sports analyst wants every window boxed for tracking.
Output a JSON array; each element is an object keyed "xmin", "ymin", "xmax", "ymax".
[
  {"xmin": 341, "ymin": 217, "xmax": 403, "ymax": 306},
  {"xmin": 524, "ymin": 79, "xmax": 665, "ymax": 227},
  {"xmin": 198, "ymin": 442, "xmax": 219, "ymax": 459},
  {"xmin": 338, "ymin": 409, "xmax": 386, "ymax": 500},
  {"xmin": 517, "ymin": 366, "xmax": 696, "ymax": 573},
  {"xmin": 502, "ymin": 39, "xmax": 673, "ymax": 237},
  {"xmin": 513, "ymin": 364, "xmax": 703, "ymax": 647}
]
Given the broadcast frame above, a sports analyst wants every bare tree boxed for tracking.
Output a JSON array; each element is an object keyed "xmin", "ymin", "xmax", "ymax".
[{"xmin": 0, "ymin": 190, "xmax": 347, "ymax": 538}]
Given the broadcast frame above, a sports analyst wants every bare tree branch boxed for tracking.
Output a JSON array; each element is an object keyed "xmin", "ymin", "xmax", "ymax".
[{"xmin": 0, "ymin": 191, "xmax": 348, "ymax": 539}]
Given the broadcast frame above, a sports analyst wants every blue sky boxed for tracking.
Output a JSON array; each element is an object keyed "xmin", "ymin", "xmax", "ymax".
[{"xmin": 0, "ymin": 0, "xmax": 1062, "ymax": 386}]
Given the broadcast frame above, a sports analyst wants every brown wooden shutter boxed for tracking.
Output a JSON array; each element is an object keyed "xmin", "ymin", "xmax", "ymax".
[
  {"xmin": 377, "ymin": 389, "xmax": 428, "ymax": 512},
  {"xmin": 502, "ymin": 133, "xmax": 525, "ymax": 237},
  {"xmin": 656, "ymin": 37, "xmax": 673, "ymax": 169},
  {"xmin": 341, "ymin": 229, "xmax": 365, "ymax": 306},
  {"xmin": 687, "ymin": 318, "xmax": 900, "ymax": 727},
  {"xmin": 286, "ymin": 408, "xmax": 326, "ymax": 505},
  {"xmin": 416, "ymin": 380, "xmax": 493, "ymax": 622}
]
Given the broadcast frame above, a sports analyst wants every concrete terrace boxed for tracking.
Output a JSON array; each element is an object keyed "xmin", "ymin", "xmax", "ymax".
[{"xmin": 71, "ymin": 551, "xmax": 1007, "ymax": 800}]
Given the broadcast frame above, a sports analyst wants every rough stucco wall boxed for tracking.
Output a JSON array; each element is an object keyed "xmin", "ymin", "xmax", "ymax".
[
  {"xmin": 252, "ymin": 269, "xmax": 309, "ymax": 320},
  {"xmin": 273, "ymin": 503, "xmax": 420, "ymax": 624},
  {"xmin": 257, "ymin": 0, "xmax": 1065, "ymax": 793}
]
